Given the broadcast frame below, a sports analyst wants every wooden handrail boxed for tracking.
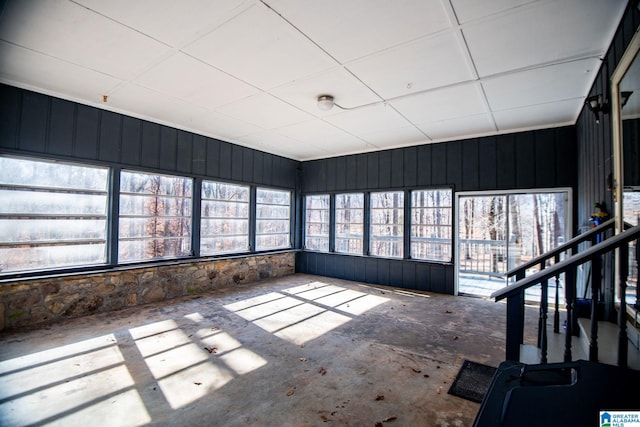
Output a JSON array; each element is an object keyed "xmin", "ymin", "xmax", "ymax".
[
  {"xmin": 505, "ymin": 217, "xmax": 616, "ymax": 279},
  {"xmin": 493, "ymin": 224, "xmax": 640, "ymax": 301}
]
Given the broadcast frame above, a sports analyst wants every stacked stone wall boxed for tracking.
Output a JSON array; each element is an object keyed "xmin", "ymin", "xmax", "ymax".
[{"xmin": 0, "ymin": 252, "xmax": 295, "ymax": 331}]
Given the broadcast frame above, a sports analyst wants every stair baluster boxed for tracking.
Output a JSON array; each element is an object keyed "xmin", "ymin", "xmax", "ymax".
[
  {"xmin": 589, "ymin": 255, "xmax": 602, "ymax": 361},
  {"xmin": 564, "ymin": 267, "xmax": 575, "ymax": 362},
  {"xmin": 553, "ymin": 253, "xmax": 560, "ymax": 334},
  {"xmin": 618, "ymin": 243, "xmax": 629, "ymax": 368}
]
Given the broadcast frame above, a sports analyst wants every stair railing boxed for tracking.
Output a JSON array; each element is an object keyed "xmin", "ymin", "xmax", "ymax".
[{"xmin": 492, "ymin": 223, "xmax": 640, "ymax": 368}]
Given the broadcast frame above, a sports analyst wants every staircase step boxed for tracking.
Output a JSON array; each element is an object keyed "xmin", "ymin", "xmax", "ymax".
[
  {"xmin": 577, "ymin": 318, "xmax": 640, "ymax": 370},
  {"xmin": 520, "ymin": 331, "xmax": 586, "ymax": 364}
]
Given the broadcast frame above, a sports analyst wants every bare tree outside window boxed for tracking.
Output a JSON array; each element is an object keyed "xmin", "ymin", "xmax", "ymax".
[
  {"xmin": 335, "ymin": 193, "xmax": 364, "ymax": 255},
  {"xmin": 304, "ymin": 195, "xmax": 329, "ymax": 251},
  {"xmin": 201, "ymin": 181, "xmax": 249, "ymax": 255},
  {"xmin": 119, "ymin": 171, "xmax": 192, "ymax": 262},
  {"xmin": 411, "ymin": 189, "xmax": 452, "ymax": 262},
  {"xmin": 256, "ymin": 188, "xmax": 290, "ymax": 251},
  {"xmin": 370, "ymin": 191, "xmax": 403, "ymax": 258}
]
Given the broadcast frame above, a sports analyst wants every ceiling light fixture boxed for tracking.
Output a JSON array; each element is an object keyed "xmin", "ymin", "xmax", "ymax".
[{"xmin": 317, "ymin": 95, "xmax": 335, "ymax": 111}]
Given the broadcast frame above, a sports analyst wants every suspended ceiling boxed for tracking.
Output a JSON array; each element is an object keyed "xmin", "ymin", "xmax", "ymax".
[{"xmin": 0, "ymin": 0, "xmax": 628, "ymax": 161}]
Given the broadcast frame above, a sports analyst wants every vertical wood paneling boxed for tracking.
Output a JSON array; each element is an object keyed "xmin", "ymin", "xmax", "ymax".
[
  {"xmin": 262, "ymin": 154, "xmax": 273, "ymax": 186},
  {"xmin": 176, "ymin": 131, "xmax": 193, "ymax": 174},
  {"xmin": 242, "ymin": 147, "xmax": 254, "ymax": 183},
  {"xmin": 555, "ymin": 127, "xmax": 576, "ymax": 186},
  {"xmin": 478, "ymin": 137, "xmax": 497, "ymax": 190},
  {"xmin": 404, "ymin": 146, "xmax": 417, "ymax": 188},
  {"xmin": 20, "ymin": 91, "xmax": 48, "ymax": 153},
  {"xmin": 391, "ymin": 150, "xmax": 403, "ymax": 188},
  {"xmin": 231, "ymin": 144, "xmax": 243, "ymax": 181},
  {"xmin": 402, "ymin": 263, "xmax": 416, "ymax": 290},
  {"xmin": 416, "ymin": 145, "xmax": 431, "ymax": 187},
  {"xmin": 205, "ymin": 138, "xmax": 219, "ymax": 178},
  {"xmin": 345, "ymin": 156, "xmax": 357, "ymax": 190},
  {"xmin": 515, "ymin": 132, "xmax": 535, "ymax": 188},
  {"xmin": 0, "ymin": 85, "xmax": 20, "ymax": 149},
  {"xmin": 98, "ymin": 110, "xmax": 122, "ymax": 163},
  {"xmin": 415, "ymin": 263, "xmax": 430, "ymax": 291},
  {"xmin": 367, "ymin": 152, "xmax": 379, "ymax": 189},
  {"xmin": 48, "ymin": 98, "xmax": 75, "ymax": 156},
  {"xmin": 431, "ymin": 143, "xmax": 447, "ymax": 185},
  {"xmin": 326, "ymin": 158, "xmax": 336, "ymax": 192},
  {"xmin": 534, "ymin": 130, "xmax": 556, "ymax": 188},
  {"xmin": 219, "ymin": 142, "xmax": 232, "ymax": 179},
  {"xmin": 462, "ymin": 139, "xmax": 479, "ymax": 190},
  {"xmin": 357, "ymin": 154, "xmax": 368, "ymax": 189},
  {"xmin": 74, "ymin": 104, "xmax": 99, "ymax": 160},
  {"xmin": 335, "ymin": 156, "xmax": 346, "ymax": 190},
  {"xmin": 140, "ymin": 121, "xmax": 160, "ymax": 168},
  {"xmin": 446, "ymin": 140, "xmax": 462, "ymax": 190},
  {"xmin": 159, "ymin": 127, "xmax": 177, "ymax": 171},
  {"xmin": 378, "ymin": 151, "xmax": 391, "ymax": 188},
  {"xmin": 191, "ymin": 134, "xmax": 206, "ymax": 176},
  {"xmin": 496, "ymin": 134, "xmax": 516, "ymax": 189},
  {"xmin": 121, "ymin": 116, "xmax": 141, "ymax": 166},
  {"xmin": 253, "ymin": 151, "xmax": 264, "ymax": 184}
]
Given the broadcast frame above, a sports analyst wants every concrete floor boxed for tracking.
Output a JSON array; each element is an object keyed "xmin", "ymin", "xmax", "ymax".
[{"xmin": 0, "ymin": 274, "xmax": 538, "ymax": 427}]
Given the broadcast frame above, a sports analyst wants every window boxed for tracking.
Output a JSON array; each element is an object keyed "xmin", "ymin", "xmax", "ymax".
[
  {"xmin": 256, "ymin": 188, "xmax": 290, "ymax": 251},
  {"xmin": 335, "ymin": 193, "xmax": 364, "ymax": 255},
  {"xmin": 304, "ymin": 194, "xmax": 330, "ymax": 251},
  {"xmin": 411, "ymin": 189, "xmax": 452, "ymax": 262},
  {"xmin": 370, "ymin": 191, "xmax": 404, "ymax": 258},
  {"xmin": 0, "ymin": 156, "xmax": 109, "ymax": 273},
  {"xmin": 119, "ymin": 171, "xmax": 192, "ymax": 262},
  {"xmin": 201, "ymin": 181, "xmax": 249, "ymax": 255}
]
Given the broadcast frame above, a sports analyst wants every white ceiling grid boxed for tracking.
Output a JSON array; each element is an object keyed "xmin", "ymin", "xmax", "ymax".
[{"xmin": 0, "ymin": 0, "xmax": 628, "ymax": 160}]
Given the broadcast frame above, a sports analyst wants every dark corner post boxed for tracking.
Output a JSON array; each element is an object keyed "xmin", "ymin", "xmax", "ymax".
[{"xmin": 505, "ymin": 292, "xmax": 525, "ymax": 361}]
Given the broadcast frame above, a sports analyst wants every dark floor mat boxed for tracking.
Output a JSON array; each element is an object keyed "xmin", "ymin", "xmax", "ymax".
[{"xmin": 448, "ymin": 360, "xmax": 497, "ymax": 403}]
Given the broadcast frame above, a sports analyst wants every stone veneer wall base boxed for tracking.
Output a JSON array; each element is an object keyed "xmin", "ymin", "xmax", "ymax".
[{"xmin": 0, "ymin": 252, "xmax": 295, "ymax": 331}]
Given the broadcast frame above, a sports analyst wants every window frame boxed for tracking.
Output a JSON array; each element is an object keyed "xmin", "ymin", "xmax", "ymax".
[
  {"xmin": 304, "ymin": 194, "xmax": 330, "ymax": 252},
  {"xmin": 369, "ymin": 190, "xmax": 405, "ymax": 259},
  {"xmin": 334, "ymin": 192, "xmax": 365, "ymax": 255},
  {"xmin": 410, "ymin": 188, "xmax": 453, "ymax": 263},
  {"xmin": 200, "ymin": 180, "xmax": 250, "ymax": 256},
  {"xmin": 0, "ymin": 155, "xmax": 110, "ymax": 274},
  {"xmin": 255, "ymin": 187, "xmax": 292, "ymax": 251},
  {"xmin": 118, "ymin": 170, "xmax": 194, "ymax": 263}
]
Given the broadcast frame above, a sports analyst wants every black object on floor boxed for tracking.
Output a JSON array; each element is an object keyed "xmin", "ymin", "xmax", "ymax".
[{"xmin": 448, "ymin": 360, "xmax": 497, "ymax": 403}]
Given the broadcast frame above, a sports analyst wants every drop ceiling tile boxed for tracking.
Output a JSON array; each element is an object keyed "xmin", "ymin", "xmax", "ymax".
[
  {"xmin": 108, "ymin": 83, "xmax": 209, "ymax": 127},
  {"xmin": 390, "ymin": 83, "xmax": 487, "ymax": 124},
  {"xmin": 359, "ymin": 126, "xmax": 429, "ymax": 149},
  {"xmin": 134, "ymin": 53, "xmax": 259, "ymax": 110},
  {"xmin": 264, "ymin": 0, "xmax": 451, "ymax": 62},
  {"xmin": 187, "ymin": 111, "xmax": 263, "ymax": 140},
  {"xmin": 324, "ymin": 104, "xmax": 413, "ymax": 135},
  {"xmin": 417, "ymin": 113, "xmax": 496, "ymax": 140},
  {"xmin": 237, "ymin": 130, "xmax": 325, "ymax": 160},
  {"xmin": 492, "ymin": 98, "xmax": 582, "ymax": 131},
  {"xmin": 0, "ymin": 0, "xmax": 171, "ymax": 81},
  {"xmin": 183, "ymin": 3, "xmax": 336, "ymax": 90},
  {"xmin": 463, "ymin": 0, "xmax": 627, "ymax": 77},
  {"xmin": 0, "ymin": 41, "xmax": 122, "ymax": 103},
  {"xmin": 482, "ymin": 58, "xmax": 602, "ymax": 111},
  {"xmin": 275, "ymin": 119, "xmax": 369, "ymax": 153},
  {"xmin": 74, "ymin": 0, "xmax": 253, "ymax": 47},
  {"xmin": 215, "ymin": 93, "xmax": 312, "ymax": 130},
  {"xmin": 450, "ymin": 0, "xmax": 536, "ymax": 24},
  {"xmin": 268, "ymin": 68, "xmax": 381, "ymax": 117},
  {"xmin": 347, "ymin": 31, "xmax": 474, "ymax": 99}
]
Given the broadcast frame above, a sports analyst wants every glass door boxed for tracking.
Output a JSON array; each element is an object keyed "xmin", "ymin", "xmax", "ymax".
[{"xmin": 457, "ymin": 190, "xmax": 570, "ymax": 300}]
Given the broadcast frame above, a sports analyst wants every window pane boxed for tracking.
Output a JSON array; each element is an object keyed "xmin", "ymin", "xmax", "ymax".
[
  {"xmin": 411, "ymin": 189, "xmax": 452, "ymax": 262},
  {"xmin": 0, "ymin": 156, "xmax": 108, "ymax": 273},
  {"xmin": 370, "ymin": 192, "xmax": 403, "ymax": 258},
  {"xmin": 305, "ymin": 195, "xmax": 329, "ymax": 252},
  {"xmin": 119, "ymin": 171, "xmax": 192, "ymax": 262},
  {"xmin": 256, "ymin": 188, "xmax": 290, "ymax": 250},
  {"xmin": 200, "ymin": 181, "xmax": 249, "ymax": 255},
  {"xmin": 335, "ymin": 193, "xmax": 364, "ymax": 255}
]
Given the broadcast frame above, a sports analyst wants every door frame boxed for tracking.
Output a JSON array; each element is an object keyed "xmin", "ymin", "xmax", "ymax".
[{"xmin": 454, "ymin": 188, "xmax": 573, "ymax": 296}]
